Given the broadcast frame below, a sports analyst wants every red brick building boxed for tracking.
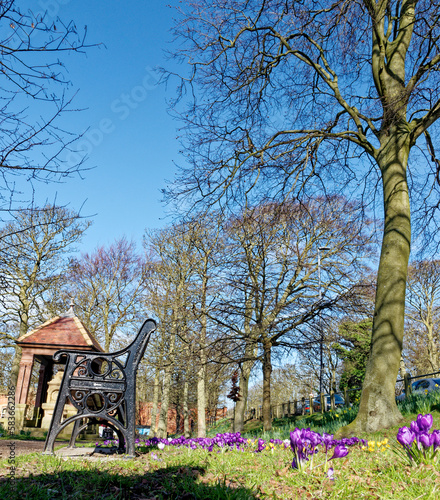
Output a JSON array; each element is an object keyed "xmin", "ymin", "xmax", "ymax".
[{"xmin": 137, "ymin": 402, "xmax": 227, "ymax": 435}]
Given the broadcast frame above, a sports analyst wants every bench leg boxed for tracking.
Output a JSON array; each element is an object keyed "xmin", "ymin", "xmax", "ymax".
[{"xmin": 68, "ymin": 418, "xmax": 87, "ymax": 448}]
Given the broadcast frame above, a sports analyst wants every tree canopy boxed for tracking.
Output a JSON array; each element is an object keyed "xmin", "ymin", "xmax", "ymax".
[{"xmin": 165, "ymin": 0, "xmax": 440, "ymax": 433}]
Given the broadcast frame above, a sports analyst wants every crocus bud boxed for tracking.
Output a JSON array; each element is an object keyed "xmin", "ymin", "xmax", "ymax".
[
  {"xmin": 416, "ymin": 413, "xmax": 433, "ymax": 433},
  {"xmin": 418, "ymin": 433, "xmax": 434, "ymax": 449},
  {"xmin": 432, "ymin": 430, "xmax": 440, "ymax": 451},
  {"xmin": 290, "ymin": 429, "xmax": 301, "ymax": 448},
  {"xmin": 330, "ymin": 444, "xmax": 349, "ymax": 460},
  {"xmin": 397, "ymin": 427, "xmax": 415, "ymax": 448},
  {"xmin": 321, "ymin": 433, "xmax": 333, "ymax": 452}
]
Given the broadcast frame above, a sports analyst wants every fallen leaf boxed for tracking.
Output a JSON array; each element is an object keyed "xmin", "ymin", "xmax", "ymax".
[{"xmin": 275, "ymin": 466, "xmax": 289, "ymax": 477}]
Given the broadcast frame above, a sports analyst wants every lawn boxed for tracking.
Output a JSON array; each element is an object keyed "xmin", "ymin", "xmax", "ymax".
[{"xmin": 0, "ymin": 408, "xmax": 439, "ymax": 499}]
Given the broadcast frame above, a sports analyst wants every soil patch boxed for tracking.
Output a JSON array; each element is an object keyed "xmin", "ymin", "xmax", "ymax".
[{"xmin": 0, "ymin": 439, "xmax": 65, "ymax": 457}]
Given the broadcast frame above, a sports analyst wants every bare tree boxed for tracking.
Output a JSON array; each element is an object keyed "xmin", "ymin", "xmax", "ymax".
[
  {"xmin": 0, "ymin": 205, "xmax": 90, "ymax": 384},
  {"xmin": 185, "ymin": 213, "xmax": 225, "ymax": 437},
  {"xmin": 64, "ymin": 238, "xmax": 150, "ymax": 351},
  {"xmin": 145, "ymin": 224, "xmax": 199, "ymax": 438},
  {"xmin": 0, "ymin": 1, "xmax": 93, "ymax": 214},
  {"xmin": 215, "ymin": 197, "xmax": 374, "ymax": 430},
  {"xmin": 404, "ymin": 259, "xmax": 440, "ymax": 374},
  {"xmin": 165, "ymin": 0, "xmax": 440, "ymax": 433}
]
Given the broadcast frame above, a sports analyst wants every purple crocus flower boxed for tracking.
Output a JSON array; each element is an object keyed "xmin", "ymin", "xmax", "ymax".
[
  {"xmin": 410, "ymin": 420, "xmax": 420, "ymax": 435},
  {"xmin": 257, "ymin": 438, "xmax": 266, "ymax": 452},
  {"xmin": 416, "ymin": 414, "xmax": 433, "ymax": 433},
  {"xmin": 397, "ymin": 426, "xmax": 416, "ymax": 448},
  {"xmin": 327, "ymin": 467, "xmax": 335, "ymax": 481},
  {"xmin": 321, "ymin": 433, "xmax": 333, "ymax": 453},
  {"xmin": 290, "ymin": 428, "xmax": 309, "ymax": 470},
  {"xmin": 308, "ymin": 430, "xmax": 322, "ymax": 448},
  {"xmin": 289, "ymin": 428, "xmax": 302, "ymax": 449},
  {"xmin": 329, "ymin": 445, "xmax": 348, "ymax": 460},
  {"xmin": 432, "ymin": 430, "xmax": 440, "ymax": 451},
  {"xmin": 418, "ymin": 433, "xmax": 435, "ymax": 449}
]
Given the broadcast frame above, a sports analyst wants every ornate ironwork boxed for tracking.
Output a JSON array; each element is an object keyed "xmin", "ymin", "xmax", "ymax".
[{"xmin": 43, "ymin": 319, "xmax": 156, "ymax": 458}]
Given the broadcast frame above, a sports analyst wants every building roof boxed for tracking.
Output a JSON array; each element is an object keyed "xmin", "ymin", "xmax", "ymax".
[{"xmin": 16, "ymin": 310, "xmax": 103, "ymax": 352}]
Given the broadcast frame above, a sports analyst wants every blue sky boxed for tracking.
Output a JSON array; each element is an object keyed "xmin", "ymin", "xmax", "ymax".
[{"xmin": 25, "ymin": 0, "xmax": 182, "ymax": 253}]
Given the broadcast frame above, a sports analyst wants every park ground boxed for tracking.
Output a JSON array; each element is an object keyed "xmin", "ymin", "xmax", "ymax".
[{"xmin": 0, "ymin": 410, "xmax": 440, "ymax": 499}]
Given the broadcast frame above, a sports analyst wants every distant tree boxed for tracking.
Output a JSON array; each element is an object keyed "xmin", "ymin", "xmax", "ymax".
[
  {"xmin": 0, "ymin": 206, "xmax": 90, "ymax": 385},
  {"xmin": 146, "ymin": 214, "xmax": 228, "ymax": 438},
  {"xmin": 145, "ymin": 224, "xmax": 199, "ymax": 439},
  {"xmin": 167, "ymin": 0, "xmax": 440, "ymax": 434},
  {"xmin": 185, "ymin": 213, "xmax": 224, "ymax": 438},
  {"xmin": 216, "ymin": 196, "xmax": 373, "ymax": 431},
  {"xmin": 334, "ymin": 319, "xmax": 373, "ymax": 393},
  {"xmin": 247, "ymin": 364, "xmax": 307, "ymax": 410},
  {"xmin": 404, "ymin": 260, "xmax": 440, "ymax": 374},
  {"xmin": 296, "ymin": 318, "xmax": 343, "ymax": 395},
  {"xmin": 65, "ymin": 238, "xmax": 150, "ymax": 351},
  {"xmin": 267, "ymin": 364, "xmax": 304, "ymax": 405},
  {"xmin": 0, "ymin": 343, "xmax": 13, "ymax": 392}
]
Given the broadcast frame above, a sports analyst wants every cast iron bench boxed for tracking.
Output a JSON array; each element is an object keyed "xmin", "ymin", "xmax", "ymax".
[{"xmin": 43, "ymin": 318, "xmax": 156, "ymax": 457}]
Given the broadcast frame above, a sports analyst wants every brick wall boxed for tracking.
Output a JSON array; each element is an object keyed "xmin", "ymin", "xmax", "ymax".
[{"xmin": 137, "ymin": 403, "xmax": 227, "ymax": 435}]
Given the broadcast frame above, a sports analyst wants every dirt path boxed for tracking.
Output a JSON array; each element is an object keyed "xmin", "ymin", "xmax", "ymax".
[{"xmin": 0, "ymin": 439, "xmax": 64, "ymax": 458}]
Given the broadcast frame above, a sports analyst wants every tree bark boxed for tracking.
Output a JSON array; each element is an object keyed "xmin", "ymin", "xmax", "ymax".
[
  {"xmin": 425, "ymin": 321, "xmax": 438, "ymax": 372},
  {"xmin": 183, "ymin": 378, "xmax": 190, "ymax": 437},
  {"xmin": 156, "ymin": 332, "xmax": 176, "ymax": 439},
  {"xmin": 234, "ymin": 358, "xmax": 254, "ymax": 433},
  {"xmin": 262, "ymin": 338, "xmax": 273, "ymax": 431},
  {"xmin": 399, "ymin": 355, "xmax": 407, "ymax": 378},
  {"xmin": 197, "ymin": 272, "xmax": 209, "ymax": 438},
  {"xmin": 339, "ymin": 129, "xmax": 410, "ymax": 435},
  {"xmin": 149, "ymin": 367, "xmax": 161, "ymax": 438},
  {"xmin": 197, "ymin": 355, "xmax": 206, "ymax": 437}
]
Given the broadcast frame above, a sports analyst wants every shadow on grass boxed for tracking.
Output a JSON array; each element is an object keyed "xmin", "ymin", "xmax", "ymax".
[{"xmin": 0, "ymin": 464, "xmax": 258, "ymax": 499}]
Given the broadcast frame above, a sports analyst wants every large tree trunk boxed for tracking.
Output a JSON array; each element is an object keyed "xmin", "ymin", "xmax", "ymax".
[
  {"xmin": 262, "ymin": 339, "xmax": 272, "ymax": 431},
  {"xmin": 234, "ymin": 358, "xmax": 254, "ymax": 433},
  {"xmin": 339, "ymin": 130, "xmax": 410, "ymax": 435}
]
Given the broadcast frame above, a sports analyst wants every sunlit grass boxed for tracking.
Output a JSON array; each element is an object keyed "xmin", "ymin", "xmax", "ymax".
[
  {"xmin": 1, "ymin": 410, "xmax": 440, "ymax": 499},
  {"xmin": 206, "ymin": 390, "xmax": 440, "ymax": 442}
]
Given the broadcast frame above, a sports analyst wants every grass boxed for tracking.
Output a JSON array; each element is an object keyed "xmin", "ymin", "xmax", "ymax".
[
  {"xmin": 1, "ymin": 409, "xmax": 440, "ymax": 499},
  {"xmin": 2, "ymin": 392, "xmax": 440, "ymax": 499},
  {"xmin": 205, "ymin": 388, "xmax": 440, "ymax": 441}
]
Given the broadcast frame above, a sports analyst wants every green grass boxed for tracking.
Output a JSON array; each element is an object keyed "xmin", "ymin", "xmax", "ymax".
[
  {"xmin": 2, "ymin": 393, "xmax": 440, "ymax": 499},
  {"xmin": 208, "ymin": 389, "xmax": 440, "ymax": 442},
  {"xmin": 1, "ymin": 410, "xmax": 440, "ymax": 499}
]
